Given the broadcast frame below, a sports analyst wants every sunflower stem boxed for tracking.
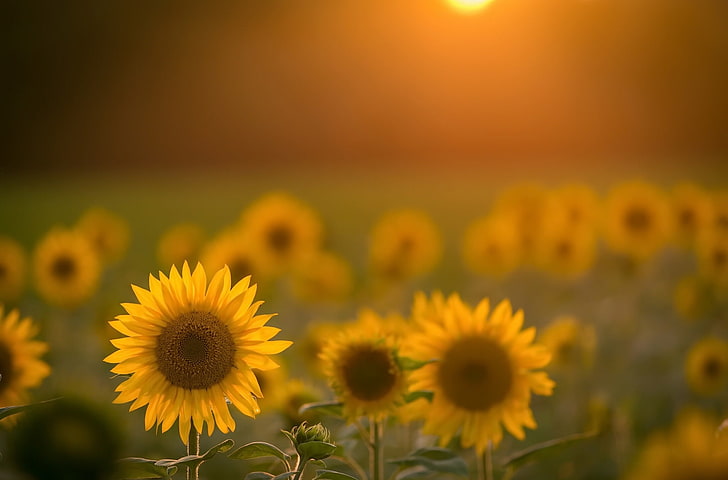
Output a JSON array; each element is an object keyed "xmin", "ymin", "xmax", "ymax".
[
  {"xmin": 187, "ymin": 427, "xmax": 200, "ymax": 480},
  {"xmin": 369, "ymin": 418, "xmax": 383, "ymax": 480},
  {"xmin": 476, "ymin": 442, "xmax": 494, "ymax": 480}
]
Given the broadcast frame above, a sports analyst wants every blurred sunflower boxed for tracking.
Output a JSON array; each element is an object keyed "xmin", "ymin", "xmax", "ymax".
[
  {"xmin": 548, "ymin": 183, "xmax": 601, "ymax": 229},
  {"xmin": 538, "ymin": 316, "xmax": 596, "ymax": 368},
  {"xmin": 276, "ymin": 378, "xmax": 323, "ymax": 429},
  {"xmin": 602, "ymin": 181, "xmax": 672, "ymax": 261},
  {"xmin": 33, "ymin": 228, "xmax": 101, "ymax": 308},
  {"xmin": 673, "ymin": 275, "xmax": 713, "ymax": 321},
  {"xmin": 462, "ymin": 215, "xmax": 521, "ymax": 277},
  {"xmin": 320, "ymin": 312, "xmax": 409, "ymax": 421},
  {"xmin": 0, "ymin": 306, "xmax": 50, "ymax": 422},
  {"xmin": 157, "ymin": 223, "xmax": 206, "ymax": 268},
  {"xmin": 240, "ymin": 192, "xmax": 323, "ymax": 276},
  {"xmin": 0, "ymin": 236, "xmax": 27, "ymax": 303},
  {"xmin": 298, "ymin": 320, "xmax": 343, "ymax": 377},
  {"xmin": 695, "ymin": 232, "xmax": 728, "ymax": 288},
  {"xmin": 405, "ymin": 293, "xmax": 554, "ymax": 452},
  {"xmin": 253, "ymin": 361, "xmax": 288, "ymax": 414},
  {"xmin": 369, "ymin": 209, "xmax": 442, "ymax": 282},
  {"xmin": 623, "ymin": 409, "xmax": 728, "ymax": 480},
  {"xmin": 685, "ymin": 337, "xmax": 728, "ymax": 396},
  {"xmin": 75, "ymin": 207, "xmax": 130, "ymax": 265},
  {"xmin": 492, "ymin": 182, "xmax": 549, "ymax": 264},
  {"xmin": 712, "ymin": 191, "xmax": 728, "ymax": 236},
  {"xmin": 200, "ymin": 228, "xmax": 263, "ymax": 284},
  {"xmin": 105, "ymin": 262, "xmax": 291, "ymax": 443},
  {"xmin": 290, "ymin": 250, "xmax": 353, "ymax": 303},
  {"xmin": 534, "ymin": 221, "xmax": 597, "ymax": 279},
  {"xmin": 671, "ymin": 183, "xmax": 714, "ymax": 248}
]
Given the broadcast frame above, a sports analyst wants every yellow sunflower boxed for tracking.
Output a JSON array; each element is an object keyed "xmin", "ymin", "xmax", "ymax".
[
  {"xmin": 199, "ymin": 228, "xmax": 264, "ymax": 284},
  {"xmin": 538, "ymin": 316, "xmax": 596, "ymax": 368},
  {"xmin": 404, "ymin": 293, "xmax": 554, "ymax": 452},
  {"xmin": 290, "ymin": 250, "xmax": 353, "ymax": 304},
  {"xmin": 368, "ymin": 209, "xmax": 442, "ymax": 282},
  {"xmin": 33, "ymin": 228, "xmax": 101, "ymax": 308},
  {"xmin": 547, "ymin": 183, "xmax": 601, "ymax": 230},
  {"xmin": 157, "ymin": 223, "xmax": 206, "ymax": 269},
  {"xmin": 671, "ymin": 183, "xmax": 714, "ymax": 249},
  {"xmin": 105, "ymin": 262, "xmax": 291, "ymax": 443},
  {"xmin": 685, "ymin": 337, "xmax": 728, "ymax": 396},
  {"xmin": 240, "ymin": 192, "xmax": 323, "ymax": 276},
  {"xmin": 602, "ymin": 181, "xmax": 672, "ymax": 261},
  {"xmin": 673, "ymin": 275, "xmax": 713, "ymax": 321},
  {"xmin": 0, "ymin": 236, "xmax": 27, "ymax": 304},
  {"xmin": 276, "ymin": 378, "xmax": 323, "ymax": 428},
  {"xmin": 320, "ymin": 312, "xmax": 409, "ymax": 421},
  {"xmin": 462, "ymin": 215, "xmax": 521, "ymax": 277},
  {"xmin": 712, "ymin": 191, "xmax": 728, "ymax": 236},
  {"xmin": 75, "ymin": 207, "xmax": 130, "ymax": 264},
  {"xmin": 492, "ymin": 182, "xmax": 549, "ymax": 265},
  {"xmin": 623, "ymin": 409, "xmax": 728, "ymax": 480},
  {"xmin": 0, "ymin": 306, "xmax": 50, "ymax": 420},
  {"xmin": 534, "ymin": 220, "xmax": 597, "ymax": 279},
  {"xmin": 695, "ymin": 231, "xmax": 728, "ymax": 288}
]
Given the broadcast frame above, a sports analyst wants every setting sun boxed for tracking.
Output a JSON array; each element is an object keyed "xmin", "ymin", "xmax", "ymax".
[{"xmin": 447, "ymin": 0, "xmax": 494, "ymax": 14}]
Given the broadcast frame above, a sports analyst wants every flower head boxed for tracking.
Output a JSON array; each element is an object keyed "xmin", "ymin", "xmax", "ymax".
[{"xmin": 0, "ymin": 236, "xmax": 27, "ymax": 304}]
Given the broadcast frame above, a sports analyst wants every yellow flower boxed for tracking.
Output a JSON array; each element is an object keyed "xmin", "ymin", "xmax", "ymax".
[
  {"xmin": 33, "ymin": 228, "xmax": 101, "ymax": 308},
  {"xmin": 673, "ymin": 275, "xmax": 713, "ymax": 321},
  {"xmin": 534, "ymin": 220, "xmax": 597, "ymax": 279},
  {"xmin": 75, "ymin": 207, "xmax": 130, "ymax": 264},
  {"xmin": 602, "ymin": 181, "xmax": 672, "ymax": 261},
  {"xmin": 290, "ymin": 251, "xmax": 353, "ymax": 304},
  {"xmin": 105, "ymin": 262, "xmax": 291, "ymax": 443},
  {"xmin": 369, "ymin": 209, "xmax": 442, "ymax": 282},
  {"xmin": 548, "ymin": 184, "xmax": 601, "ymax": 230},
  {"xmin": 0, "ymin": 236, "xmax": 27, "ymax": 304},
  {"xmin": 492, "ymin": 183, "xmax": 549, "ymax": 265},
  {"xmin": 671, "ymin": 183, "xmax": 714, "ymax": 248},
  {"xmin": 462, "ymin": 215, "xmax": 521, "ymax": 277},
  {"xmin": 157, "ymin": 223, "xmax": 206, "ymax": 269},
  {"xmin": 240, "ymin": 192, "xmax": 323, "ymax": 276},
  {"xmin": 276, "ymin": 378, "xmax": 323, "ymax": 428},
  {"xmin": 685, "ymin": 337, "xmax": 728, "ymax": 396},
  {"xmin": 695, "ymin": 232, "xmax": 728, "ymax": 288},
  {"xmin": 298, "ymin": 320, "xmax": 342, "ymax": 377},
  {"xmin": 200, "ymin": 229, "xmax": 263, "ymax": 284},
  {"xmin": 711, "ymin": 191, "xmax": 728, "ymax": 237},
  {"xmin": 623, "ymin": 409, "xmax": 728, "ymax": 480},
  {"xmin": 0, "ymin": 306, "xmax": 50, "ymax": 420},
  {"xmin": 405, "ymin": 293, "xmax": 554, "ymax": 453},
  {"xmin": 320, "ymin": 312, "xmax": 409, "ymax": 421},
  {"xmin": 538, "ymin": 316, "xmax": 596, "ymax": 368}
]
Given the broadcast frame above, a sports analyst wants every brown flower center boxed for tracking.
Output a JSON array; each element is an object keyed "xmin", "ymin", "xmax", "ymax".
[
  {"xmin": 703, "ymin": 355, "xmax": 723, "ymax": 379},
  {"xmin": 555, "ymin": 240, "xmax": 573, "ymax": 259},
  {"xmin": 229, "ymin": 257, "xmax": 252, "ymax": 282},
  {"xmin": 155, "ymin": 311, "xmax": 236, "ymax": 390},
  {"xmin": 624, "ymin": 206, "xmax": 651, "ymax": 232},
  {"xmin": 340, "ymin": 344, "xmax": 398, "ymax": 402},
  {"xmin": 0, "ymin": 341, "xmax": 13, "ymax": 394},
  {"xmin": 438, "ymin": 336, "xmax": 513, "ymax": 412},
  {"xmin": 267, "ymin": 224, "xmax": 293, "ymax": 254},
  {"xmin": 51, "ymin": 255, "xmax": 76, "ymax": 281}
]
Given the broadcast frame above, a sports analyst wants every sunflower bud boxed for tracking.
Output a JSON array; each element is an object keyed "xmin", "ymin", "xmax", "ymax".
[{"xmin": 284, "ymin": 421, "xmax": 335, "ymax": 460}]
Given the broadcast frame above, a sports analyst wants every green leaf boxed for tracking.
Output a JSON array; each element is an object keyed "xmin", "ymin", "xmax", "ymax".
[
  {"xmin": 501, "ymin": 430, "xmax": 598, "ymax": 468},
  {"xmin": 0, "ymin": 398, "xmax": 59, "ymax": 420},
  {"xmin": 388, "ymin": 447, "xmax": 467, "ymax": 477},
  {"xmin": 396, "ymin": 356, "xmax": 435, "ymax": 371},
  {"xmin": 116, "ymin": 457, "xmax": 178, "ymax": 479},
  {"xmin": 313, "ymin": 469, "xmax": 360, "ymax": 480},
  {"xmin": 154, "ymin": 439, "xmax": 235, "ymax": 469},
  {"xmin": 229, "ymin": 441, "xmax": 291, "ymax": 465},
  {"xmin": 395, "ymin": 468, "xmax": 438, "ymax": 480},
  {"xmin": 297, "ymin": 441, "xmax": 337, "ymax": 461},
  {"xmin": 402, "ymin": 391, "xmax": 433, "ymax": 404},
  {"xmin": 244, "ymin": 473, "xmax": 274, "ymax": 480},
  {"xmin": 298, "ymin": 401, "xmax": 344, "ymax": 418},
  {"xmin": 272, "ymin": 473, "xmax": 297, "ymax": 480}
]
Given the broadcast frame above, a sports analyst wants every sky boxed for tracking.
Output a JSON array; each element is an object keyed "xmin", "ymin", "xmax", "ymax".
[{"xmin": 2, "ymin": 0, "xmax": 727, "ymax": 176}]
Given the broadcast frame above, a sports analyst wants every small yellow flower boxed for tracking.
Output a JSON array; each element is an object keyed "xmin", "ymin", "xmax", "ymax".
[
  {"xmin": 75, "ymin": 207, "xmax": 130, "ymax": 264},
  {"xmin": 673, "ymin": 276, "xmax": 713, "ymax": 321},
  {"xmin": 492, "ymin": 182, "xmax": 549, "ymax": 265},
  {"xmin": 33, "ymin": 228, "xmax": 101, "ymax": 308},
  {"xmin": 671, "ymin": 183, "xmax": 714, "ymax": 248},
  {"xmin": 0, "ymin": 236, "xmax": 27, "ymax": 304},
  {"xmin": 538, "ymin": 316, "xmax": 596, "ymax": 368},
  {"xmin": 200, "ymin": 228, "xmax": 263, "ymax": 284},
  {"xmin": 290, "ymin": 251, "xmax": 353, "ymax": 304},
  {"xmin": 157, "ymin": 223, "xmax": 206, "ymax": 269},
  {"xmin": 298, "ymin": 320, "xmax": 342, "ymax": 377},
  {"xmin": 534, "ymin": 221, "xmax": 597, "ymax": 279},
  {"xmin": 462, "ymin": 215, "xmax": 521, "ymax": 277},
  {"xmin": 695, "ymin": 232, "xmax": 728, "ymax": 288},
  {"xmin": 711, "ymin": 191, "xmax": 728, "ymax": 237},
  {"xmin": 548, "ymin": 184, "xmax": 601, "ymax": 230},
  {"xmin": 685, "ymin": 337, "xmax": 728, "ymax": 396}
]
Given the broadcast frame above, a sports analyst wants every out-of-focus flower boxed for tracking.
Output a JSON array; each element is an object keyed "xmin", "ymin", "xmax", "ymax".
[
  {"xmin": 534, "ymin": 220, "xmax": 597, "ymax": 279},
  {"xmin": 462, "ymin": 215, "xmax": 521, "ymax": 277},
  {"xmin": 685, "ymin": 337, "xmax": 728, "ymax": 396},
  {"xmin": 671, "ymin": 183, "xmax": 714, "ymax": 249},
  {"xmin": 538, "ymin": 315, "xmax": 596, "ymax": 368},
  {"xmin": 695, "ymin": 231, "xmax": 728, "ymax": 288},
  {"xmin": 0, "ymin": 236, "xmax": 27, "ymax": 303},
  {"xmin": 711, "ymin": 191, "xmax": 728, "ymax": 237},
  {"xmin": 673, "ymin": 275, "xmax": 713, "ymax": 321},
  {"xmin": 404, "ymin": 293, "xmax": 554, "ymax": 452},
  {"xmin": 200, "ymin": 228, "xmax": 263, "ymax": 284},
  {"xmin": 75, "ymin": 207, "xmax": 130, "ymax": 265},
  {"xmin": 548, "ymin": 183, "xmax": 601, "ymax": 230},
  {"xmin": 298, "ymin": 320, "xmax": 342, "ymax": 377},
  {"xmin": 33, "ymin": 228, "xmax": 101, "ymax": 308},
  {"xmin": 492, "ymin": 182, "xmax": 549, "ymax": 265},
  {"xmin": 157, "ymin": 223, "xmax": 206, "ymax": 269},
  {"xmin": 290, "ymin": 250, "xmax": 353, "ymax": 303},
  {"xmin": 105, "ymin": 262, "xmax": 291, "ymax": 443}
]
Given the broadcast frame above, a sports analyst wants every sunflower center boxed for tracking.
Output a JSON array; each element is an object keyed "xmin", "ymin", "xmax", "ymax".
[
  {"xmin": 267, "ymin": 225, "xmax": 293, "ymax": 254},
  {"xmin": 555, "ymin": 240, "xmax": 573, "ymax": 259},
  {"xmin": 0, "ymin": 262, "xmax": 6, "ymax": 279},
  {"xmin": 51, "ymin": 255, "xmax": 76, "ymax": 280},
  {"xmin": 624, "ymin": 207, "xmax": 651, "ymax": 232},
  {"xmin": 438, "ymin": 336, "xmax": 513, "ymax": 412},
  {"xmin": 679, "ymin": 208, "xmax": 696, "ymax": 229},
  {"xmin": 713, "ymin": 248, "xmax": 727, "ymax": 269},
  {"xmin": 155, "ymin": 311, "xmax": 236, "ymax": 390},
  {"xmin": 0, "ymin": 341, "xmax": 13, "ymax": 394},
  {"xmin": 703, "ymin": 356, "xmax": 723, "ymax": 379},
  {"xmin": 229, "ymin": 257, "xmax": 252, "ymax": 282},
  {"xmin": 340, "ymin": 344, "xmax": 398, "ymax": 402}
]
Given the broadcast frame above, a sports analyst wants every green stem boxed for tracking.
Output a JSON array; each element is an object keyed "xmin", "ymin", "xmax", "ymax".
[
  {"xmin": 476, "ymin": 443, "xmax": 494, "ymax": 480},
  {"xmin": 187, "ymin": 427, "xmax": 200, "ymax": 480},
  {"xmin": 291, "ymin": 457, "xmax": 307, "ymax": 480},
  {"xmin": 369, "ymin": 418, "xmax": 383, "ymax": 480}
]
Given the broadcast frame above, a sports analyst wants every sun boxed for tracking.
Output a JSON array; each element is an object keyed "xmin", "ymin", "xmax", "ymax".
[{"xmin": 447, "ymin": 0, "xmax": 494, "ymax": 14}]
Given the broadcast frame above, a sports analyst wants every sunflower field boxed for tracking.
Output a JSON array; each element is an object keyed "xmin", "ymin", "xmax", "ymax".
[{"xmin": 0, "ymin": 168, "xmax": 727, "ymax": 480}]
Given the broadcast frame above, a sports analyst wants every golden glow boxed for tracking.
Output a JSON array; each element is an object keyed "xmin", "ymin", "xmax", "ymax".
[{"xmin": 447, "ymin": 0, "xmax": 494, "ymax": 13}]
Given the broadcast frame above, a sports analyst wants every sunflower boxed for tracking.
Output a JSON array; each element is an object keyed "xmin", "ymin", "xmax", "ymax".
[
  {"xmin": 0, "ymin": 236, "xmax": 27, "ymax": 303},
  {"xmin": 492, "ymin": 182, "xmax": 549, "ymax": 265},
  {"xmin": 105, "ymin": 262, "xmax": 291, "ymax": 443},
  {"xmin": 673, "ymin": 275, "xmax": 713, "ymax": 321},
  {"xmin": 157, "ymin": 223, "xmax": 206, "ymax": 268},
  {"xmin": 240, "ymin": 192, "xmax": 323, "ymax": 276},
  {"xmin": 368, "ymin": 209, "xmax": 442, "ymax": 282},
  {"xmin": 33, "ymin": 228, "xmax": 101, "ymax": 308},
  {"xmin": 290, "ymin": 250, "xmax": 353, "ymax": 304},
  {"xmin": 548, "ymin": 183, "xmax": 601, "ymax": 230},
  {"xmin": 684, "ymin": 337, "xmax": 728, "ymax": 396},
  {"xmin": 199, "ymin": 228, "xmax": 263, "ymax": 284},
  {"xmin": 404, "ymin": 293, "xmax": 554, "ymax": 452},
  {"xmin": 276, "ymin": 378, "xmax": 323, "ymax": 428},
  {"xmin": 623, "ymin": 409, "xmax": 728, "ymax": 480},
  {"xmin": 320, "ymin": 312, "xmax": 409, "ymax": 421},
  {"xmin": 462, "ymin": 215, "xmax": 521, "ymax": 277},
  {"xmin": 671, "ymin": 183, "xmax": 714, "ymax": 248},
  {"xmin": 538, "ymin": 316, "xmax": 596, "ymax": 368},
  {"xmin": 0, "ymin": 306, "xmax": 50, "ymax": 419},
  {"xmin": 695, "ymin": 232, "xmax": 728, "ymax": 288},
  {"xmin": 534, "ymin": 220, "xmax": 597, "ymax": 279},
  {"xmin": 602, "ymin": 181, "xmax": 672, "ymax": 261},
  {"xmin": 712, "ymin": 191, "xmax": 728, "ymax": 236},
  {"xmin": 75, "ymin": 207, "xmax": 130, "ymax": 265},
  {"xmin": 298, "ymin": 320, "xmax": 344, "ymax": 377}
]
